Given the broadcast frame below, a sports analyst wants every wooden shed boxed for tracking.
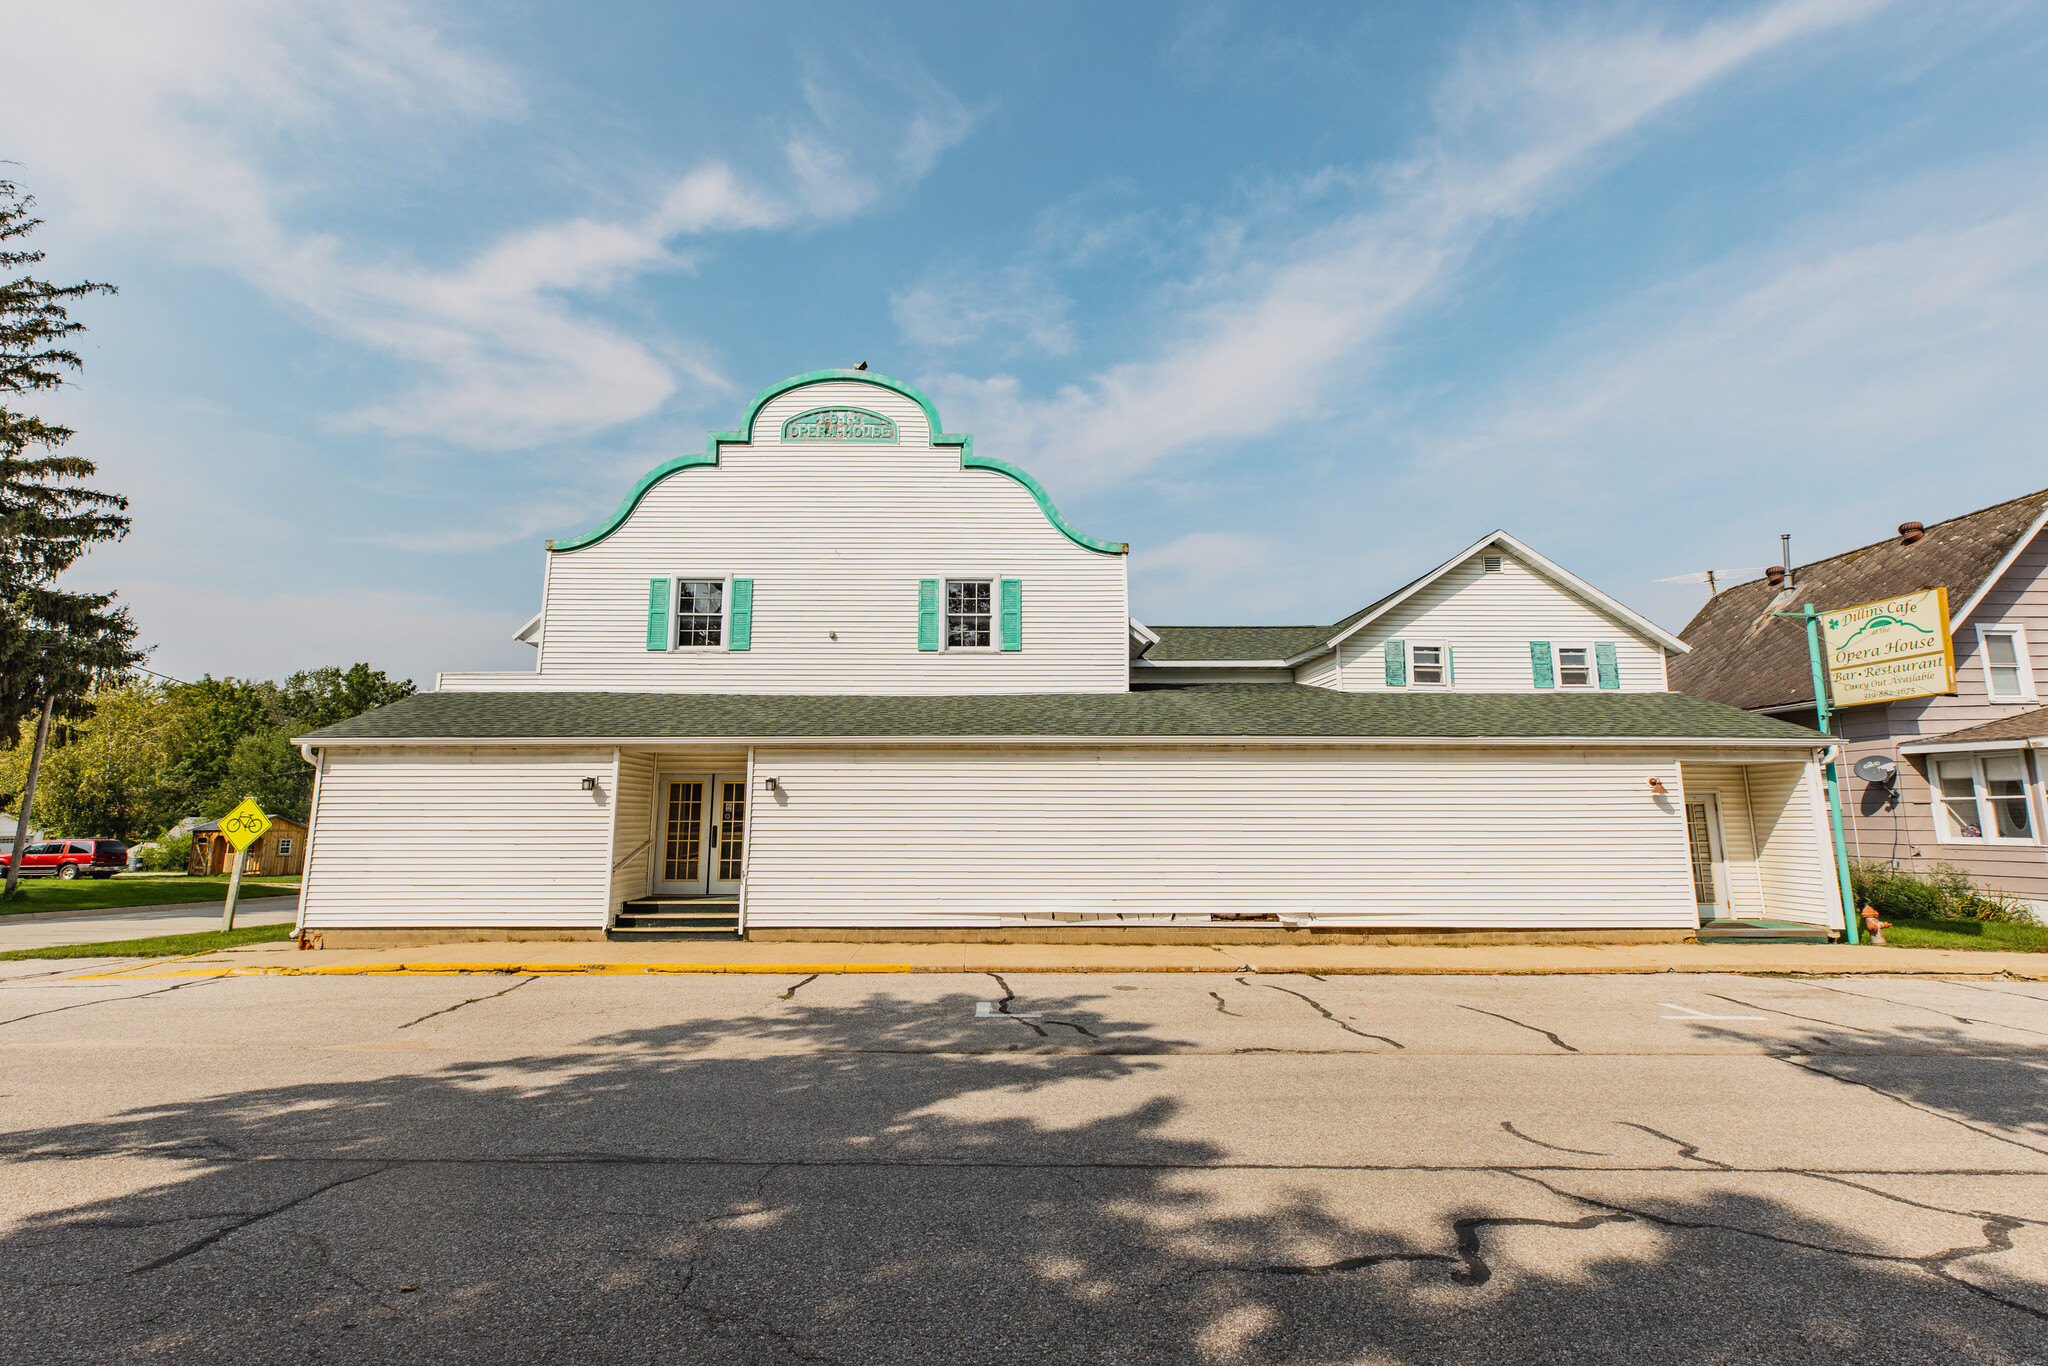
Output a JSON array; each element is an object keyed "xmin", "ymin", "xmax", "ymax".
[{"xmin": 190, "ymin": 816, "xmax": 308, "ymax": 877}]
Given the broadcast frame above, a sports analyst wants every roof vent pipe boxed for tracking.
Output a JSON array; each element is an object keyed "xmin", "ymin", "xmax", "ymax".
[
  {"xmin": 1780, "ymin": 533, "xmax": 1793, "ymax": 590},
  {"xmin": 1899, "ymin": 521, "xmax": 1925, "ymax": 546},
  {"xmin": 1765, "ymin": 565, "xmax": 1787, "ymax": 589}
]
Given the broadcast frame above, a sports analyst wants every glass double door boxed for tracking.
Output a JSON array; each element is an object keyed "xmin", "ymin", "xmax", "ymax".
[{"xmin": 654, "ymin": 772, "xmax": 745, "ymax": 896}]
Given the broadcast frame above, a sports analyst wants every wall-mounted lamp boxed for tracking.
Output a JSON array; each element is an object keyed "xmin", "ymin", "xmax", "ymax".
[
  {"xmin": 764, "ymin": 777, "xmax": 781, "ymax": 792},
  {"xmin": 1647, "ymin": 778, "xmax": 1669, "ymax": 795},
  {"xmin": 580, "ymin": 776, "xmax": 598, "ymax": 792}
]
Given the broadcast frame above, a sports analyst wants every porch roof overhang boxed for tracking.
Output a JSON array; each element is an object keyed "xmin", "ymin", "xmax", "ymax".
[{"xmin": 297, "ymin": 685, "xmax": 1825, "ymax": 750}]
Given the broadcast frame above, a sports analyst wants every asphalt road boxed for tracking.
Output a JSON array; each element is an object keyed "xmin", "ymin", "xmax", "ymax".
[{"xmin": 2, "ymin": 964, "xmax": 2044, "ymax": 1364}]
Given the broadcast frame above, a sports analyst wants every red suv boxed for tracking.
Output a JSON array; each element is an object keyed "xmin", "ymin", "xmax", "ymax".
[{"xmin": 4, "ymin": 839, "xmax": 127, "ymax": 880}]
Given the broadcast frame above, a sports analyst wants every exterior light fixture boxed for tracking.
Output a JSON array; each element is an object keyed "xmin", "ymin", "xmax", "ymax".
[
  {"xmin": 580, "ymin": 777, "xmax": 597, "ymax": 792},
  {"xmin": 764, "ymin": 777, "xmax": 782, "ymax": 792},
  {"xmin": 1647, "ymin": 778, "xmax": 1669, "ymax": 795}
]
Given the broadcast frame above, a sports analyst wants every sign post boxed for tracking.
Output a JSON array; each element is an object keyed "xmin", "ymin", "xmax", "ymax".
[
  {"xmin": 218, "ymin": 798, "xmax": 272, "ymax": 933},
  {"xmin": 1775, "ymin": 586, "xmax": 1957, "ymax": 946}
]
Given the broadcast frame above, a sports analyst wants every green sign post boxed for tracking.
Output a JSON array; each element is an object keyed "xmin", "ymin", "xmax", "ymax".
[{"xmin": 1773, "ymin": 603, "xmax": 1860, "ymax": 945}]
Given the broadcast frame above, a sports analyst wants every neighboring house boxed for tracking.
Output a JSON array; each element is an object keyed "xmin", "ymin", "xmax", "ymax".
[
  {"xmin": 293, "ymin": 369, "xmax": 1836, "ymax": 947},
  {"xmin": 1670, "ymin": 488, "xmax": 2048, "ymax": 913},
  {"xmin": 190, "ymin": 816, "xmax": 308, "ymax": 877}
]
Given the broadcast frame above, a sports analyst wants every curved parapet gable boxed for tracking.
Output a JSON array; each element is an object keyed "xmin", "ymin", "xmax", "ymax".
[{"xmin": 547, "ymin": 369, "xmax": 1127, "ymax": 555}]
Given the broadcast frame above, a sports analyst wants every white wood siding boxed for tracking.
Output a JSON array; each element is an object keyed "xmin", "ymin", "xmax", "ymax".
[
  {"xmin": 1743, "ymin": 759, "xmax": 1841, "ymax": 928},
  {"xmin": 1295, "ymin": 551, "xmax": 1671, "ymax": 693},
  {"xmin": 608, "ymin": 751, "xmax": 657, "ymax": 913},
  {"xmin": 743, "ymin": 745, "xmax": 1709, "ymax": 929},
  {"xmin": 1675, "ymin": 762, "xmax": 1773, "ymax": 920},
  {"xmin": 443, "ymin": 381, "xmax": 1128, "ymax": 695},
  {"xmin": 299, "ymin": 747, "xmax": 615, "ymax": 928}
]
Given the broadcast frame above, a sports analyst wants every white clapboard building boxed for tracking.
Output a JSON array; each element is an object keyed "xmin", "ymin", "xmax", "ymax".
[{"xmin": 295, "ymin": 369, "xmax": 1841, "ymax": 946}]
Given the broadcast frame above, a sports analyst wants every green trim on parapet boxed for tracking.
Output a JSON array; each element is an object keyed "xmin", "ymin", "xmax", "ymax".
[{"xmin": 547, "ymin": 369, "xmax": 1127, "ymax": 555}]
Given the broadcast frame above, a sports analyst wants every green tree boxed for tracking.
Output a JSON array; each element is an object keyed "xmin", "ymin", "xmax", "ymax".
[
  {"xmin": 0, "ymin": 180, "xmax": 142, "ymax": 890},
  {"xmin": 265, "ymin": 664, "xmax": 415, "ymax": 732},
  {"xmin": 157, "ymin": 675, "xmax": 270, "ymax": 817},
  {"xmin": 28, "ymin": 680, "xmax": 180, "ymax": 840}
]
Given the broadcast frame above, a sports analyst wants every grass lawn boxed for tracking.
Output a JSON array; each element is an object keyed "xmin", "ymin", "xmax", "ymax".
[
  {"xmin": 0, "ymin": 922, "xmax": 296, "ymax": 960},
  {"xmin": 0, "ymin": 873, "xmax": 299, "ymax": 917},
  {"xmin": 1880, "ymin": 917, "xmax": 2048, "ymax": 952}
]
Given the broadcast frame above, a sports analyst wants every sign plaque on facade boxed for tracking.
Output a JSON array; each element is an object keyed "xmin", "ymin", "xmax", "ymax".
[
  {"xmin": 1819, "ymin": 586, "xmax": 1955, "ymax": 706},
  {"xmin": 781, "ymin": 408, "xmax": 897, "ymax": 442}
]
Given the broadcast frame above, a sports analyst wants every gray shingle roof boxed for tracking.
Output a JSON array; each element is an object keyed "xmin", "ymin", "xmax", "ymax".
[
  {"xmin": 301, "ymin": 685, "xmax": 1822, "ymax": 744},
  {"xmin": 1910, "ymin": 705, "xmax": 2048, "ymax": 747},
  {"xmin": 1141, "ymin": 626, "xmax": 1328, "ymax": 661},
  {"xmin": 1670, "ymin": 486, "xmax": 2048, "ymax": 712}
]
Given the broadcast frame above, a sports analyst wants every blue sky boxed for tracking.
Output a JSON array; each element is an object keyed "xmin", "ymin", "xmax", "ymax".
[{"xmin": 5, "ymin": 0, "xmax": 2047, "ymax": 686}]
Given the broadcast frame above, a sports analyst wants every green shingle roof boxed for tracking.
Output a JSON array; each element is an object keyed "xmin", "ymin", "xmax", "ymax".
[
  {"xmin": 301, "ymin": 685, "xmax": 1824, "ymax": 744},
  {"xmin": 1142, "ymin": 626, "xmax": 1328, "ymax": 661}
]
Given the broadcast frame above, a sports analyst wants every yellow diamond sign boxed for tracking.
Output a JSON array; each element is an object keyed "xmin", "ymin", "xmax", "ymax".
[{"xmin": 219, "ymin": 799, "xmax": 273, "ymax": 852}]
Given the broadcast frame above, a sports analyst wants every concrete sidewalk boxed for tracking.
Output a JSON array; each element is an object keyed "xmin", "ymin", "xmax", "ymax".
[
  {"xmin": 71, "ymin": 935, "xmax": 2048, "ymax": 978},
  {"xmin": 0, "ymin": 901, "xmax": 300, "ymax": 952}
]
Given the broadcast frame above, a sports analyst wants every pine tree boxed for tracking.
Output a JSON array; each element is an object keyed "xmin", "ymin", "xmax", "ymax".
[{"xmin": 0, "ymin": 180, "xmax": 141, "ymax": 891}]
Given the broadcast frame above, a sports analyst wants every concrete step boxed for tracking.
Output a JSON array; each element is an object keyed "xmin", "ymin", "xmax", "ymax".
[{"xmin": 1697, "ymin": 919, "xmax": 1833, "ymax": 943}]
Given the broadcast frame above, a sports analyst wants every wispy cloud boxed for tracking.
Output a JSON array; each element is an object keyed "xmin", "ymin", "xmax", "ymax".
[
  {"xmin": 924, "ymin": 0, "xmax": 1890, "ymax": 490},
  {"xmin": 1131, "ymin": 531, "xmax": 1290, "ymax": 622},
  {"xmin": 3, "ymin": 0, "xmax": 977, "ymax": 449}
]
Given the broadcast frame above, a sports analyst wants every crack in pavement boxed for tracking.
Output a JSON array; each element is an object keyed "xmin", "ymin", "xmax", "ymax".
[
  {"xmin": 1501, "ymin": 1121, "xmax": 1608, "ymax": 1157},
  {"xmin": 1207, "ymin": 990, "xmax": 1241, "ymax": 1017},
  {"xmin": 1803, "ymin": 1172, "xmax": 2048, "ymax": 1228},
  {"xmin": 1782, "ymin": 1055, "xmax": 2048, "ymax": 1156},
  {"xmin": 1241, "ymin": 975, "xmax": 1403, "ymax": 1048},
  {"xmin": 396, "ymin": 976, "xmax": 538, "ymax": 1030},
  {"xmin": 1508, "ymin": 1171, "xmax": 2047, "ymax": 1322},
  {"xmin": 777, "ymin": 974, "xmax": 819, "ymax": 1001},
  {"xmin": 1707, "ymin": 992, "xmax": 1874, "ymax": 1036},
  {"xmin": 128, "ymin": 1164, "xmax": 389, "ymax": 1274},
  {"xmin": 1457, "ymin": 1005, "xmax": 1577, "ymax": 1053},
  {"xmin": 1238, "ymin": 1212, "xmax": 1637, "ymax": 1286},
  {"xmin": 0, "ymin": 976, "xmax": 221, "ymax": 1029},
  {"xmin": 1808, "ymin": 982, "xmax": 2048, "ymax": 1040},
  {"xmin": 984, "ymin": 974, "xmax": 1047, "ymax": 1037},
  {"xmin": 1616, "ymin": 1122, "xmax": 1731, "ymax": 1169}
]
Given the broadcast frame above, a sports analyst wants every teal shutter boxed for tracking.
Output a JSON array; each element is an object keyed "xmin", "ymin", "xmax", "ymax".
[
  {"xmin": 646, "ymin": 578, "xmax": 670, "ymax": 650},
  {"xmin": 1384, "ymin": 640, "xmax": 1406, "ymax": 687},
  {"xmin": 917, "ymin": 579, "xmax": 940, "ymax": 651},
  {"xmin": 1446, "ymin": 646, "xmax": 1456, "ymax": 688},
  {"xmin": 1595, "ymin": 641, "xmax": 1619, "ymax": 689},
  {"xmin": 727, "ymin": 578, "xmax": 753, "ymax": 651},
  {"xmin": 999, "ymin": 578, "xmax": 1022, "ymax": 651},
  {"xmin": 1529, "ymin": 642, "xmax": 1554, "ymax": 688}
]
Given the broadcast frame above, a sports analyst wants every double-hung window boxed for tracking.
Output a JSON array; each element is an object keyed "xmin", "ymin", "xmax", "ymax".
[
  {"xmin": 1934, "ymin": 752, "xmax": 2037, "ymax": 842},
  {"xmin": 1555, "ymin": 644, "xmax": 1593, "ymax": 688},
  {"xmin": 947, "ymin": 579, "xmax": 992, "ymax": 649},
  {"xmin": 675, "ymin": 579, "xmax": 725, "ymax": 647},
  {"xmin": 1410, "ymin": 642, "xmax": 1448, "ymax": 686},
  {"xmin": 1977, "ymin": 626, "xmax": 2035, "ymax": 700}
]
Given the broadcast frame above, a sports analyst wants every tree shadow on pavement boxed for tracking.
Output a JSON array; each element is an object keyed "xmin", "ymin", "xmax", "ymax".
[{"xmin": 2, "ymin": 984, "xmax": 2045, "ymax": 1364}]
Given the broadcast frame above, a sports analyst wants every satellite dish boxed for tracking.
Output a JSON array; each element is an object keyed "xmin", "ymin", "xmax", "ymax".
[{"xmin": 1853, "ymin": 755, "xmax": 1897, "ymax": 783}]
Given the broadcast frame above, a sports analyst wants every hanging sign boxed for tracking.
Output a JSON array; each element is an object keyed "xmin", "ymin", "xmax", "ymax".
[{"xmin": 1819, "ymin": 587, "xmax": 1955, "ymax": 707}]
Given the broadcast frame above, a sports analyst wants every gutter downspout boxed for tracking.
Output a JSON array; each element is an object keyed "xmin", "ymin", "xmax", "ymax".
[{"xmin": 295, "ymin": 744, "xmax": 327, "ymax": 943}]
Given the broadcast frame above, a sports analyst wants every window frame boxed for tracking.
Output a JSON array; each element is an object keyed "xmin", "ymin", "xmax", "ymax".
[
  {"xmin": 662, "ymin": 574, "xmax": 731, "ymax": 652},
  {"xmin": 1930, "ymin": 749, "xmax": 2040, "ymax": 845},
  {"xmin": 1407, "ymin": 640, "xmax": 1451, "ymax": 688},
  {"xmin": 276, "ymin": 837, "xmax": 293, "ymax": 858},
  {"xmin": 1974, "ymin": 623, "xmax": 2036, "ymax": 701},
  {"xmin": 938, "ymin": 573, "xmax": 999, "ymax": 652},
  {"xmin": 1551, "ymin": 642, "xmax": 1596, "ymax": 690}
]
